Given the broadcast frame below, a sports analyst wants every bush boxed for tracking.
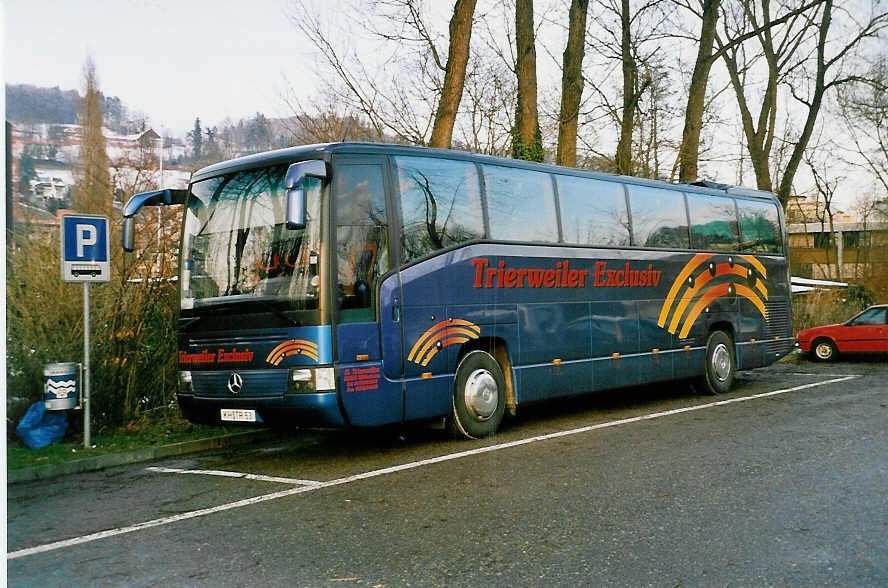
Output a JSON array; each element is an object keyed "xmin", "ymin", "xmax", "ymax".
[
  {"xmin": 7, "ymin": 217, "xmax": 179, "ymax": 432},
  {"xmin": 792, "ymin": 287, "xmax": 875, "ymax": 334}
]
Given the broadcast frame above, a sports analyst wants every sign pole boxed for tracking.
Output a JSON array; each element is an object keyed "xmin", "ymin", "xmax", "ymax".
[
  {"xmin": 59, "ymin": 213, "xmax": 109, "ymax": 449},
  {"xmin": 83, "ymin": 281, "xmax": 91, "ymax": 448}
]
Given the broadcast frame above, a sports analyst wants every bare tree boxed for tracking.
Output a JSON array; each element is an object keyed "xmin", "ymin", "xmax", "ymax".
[
  {"xmin": 835, "ymin": 54, "xmax": 888, "ymax": 196},
  {"xmin": 776, "ymin": 0, "xmax": 888, "ymax": 206},
  {"xmin": 674, "ymin": 0, "xmax": 827, "ymax": 183},
  {"xmin": 455, "ymin": 54, "xmax": 516, "ymax": 156},
  {"xmin": 676, "ymin": 0, "xmax": 720, "ymax": 182},
  {"xmin": 576, "ymin": 0, "xmax": 672, "ymax": 174},
  {"xmin": 556, "ymin": 0, "xmax": 590, "ymax": 166},
  {"xmin": 805, "ymin": 147, "xmax": 844, "ymax": 280},
  {"xmin": 289, "ymin": 0, "xmax": 432, "ymax": 143},
  {"xmin": 718, "ymin": 0, "xmax": 820, "ymax": 193},
  {"xmin": 291, "ymin": 0, "xmax": 497, "ymax": 151},
  {"xmin": 513, "ymin": 0, "xmax": 543, "ymax": 161},
  {"xmin": 634, "ymin": 61, "xmax": 679, "ymax": 178},
  {"xmin": 429, "ymin": 0, "xmax": 478, "ymax": 148},
  {"xmin": 611, "ymin": 1, "xmax": 664, "ymax": 174}
]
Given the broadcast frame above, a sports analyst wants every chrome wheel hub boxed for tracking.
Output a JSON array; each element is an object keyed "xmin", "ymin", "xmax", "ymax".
[
  {"xmin": 463, "ymin": 368, "xmax": 498, "ymax": 421},
  {"xmin": 712, "ymin": 343, "xmax": 731, "ymax": 382},
  {"xmin": 815, "ymin": 343, "xmax": 832, "ymax": 359}
]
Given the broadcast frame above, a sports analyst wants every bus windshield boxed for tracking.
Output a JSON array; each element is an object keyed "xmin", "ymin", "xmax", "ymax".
[{"xmin": 180, "ymin": 164, "xmax": 323, "ymax": 311}]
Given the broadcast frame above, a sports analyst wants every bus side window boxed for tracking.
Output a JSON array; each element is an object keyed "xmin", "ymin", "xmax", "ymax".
[
  {"xmin": 334, "ymin": 164, "xmax": 389, "ymax": 323},
  {"xmin": 738, "ymin": 200, "xmax": 782, "ymax": 253},
  {"xmin": 483, "ymin": 165, "xmax": 559, "ymax": 243},
  {"xmin": 556, "ymin": 175, "xmax": 630, "ymax": 247},
  {"xmin": 394, "ymin": 156, "xmax": 485, "ymax": 262},
  {"xmin": 628, "ymin": 186, "xmax": 690, "ymax": 248},
  {"xmin": 687, "ymin": 193, "xmax": 740, "ymax": 251}
]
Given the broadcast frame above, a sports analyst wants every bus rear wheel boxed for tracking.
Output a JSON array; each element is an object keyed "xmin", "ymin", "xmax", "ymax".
[
  {"xmin": 702, "ymin": 330, "xmax": 735, "ymax": 395},
  {"xmin": 448, "ymin": 350, "xmax": 506, "ymax": 439}
]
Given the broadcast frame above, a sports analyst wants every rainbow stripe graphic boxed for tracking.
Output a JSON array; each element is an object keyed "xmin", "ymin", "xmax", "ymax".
[
  {"xmin": 658, "ymin": 254, "xmax": 769, "ymax": 338},
  {"xmin": 407, "ymin": 319, "xmax": 481, "ymax": 367},
  {"xmin": 265, "ymin": 339, "xmax": 320, "ymax": 365}
]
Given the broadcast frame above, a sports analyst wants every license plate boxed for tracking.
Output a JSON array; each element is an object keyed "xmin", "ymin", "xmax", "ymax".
[{"xmin": 220, "ymin": 409, "xmax": 257, "ymax": 422}]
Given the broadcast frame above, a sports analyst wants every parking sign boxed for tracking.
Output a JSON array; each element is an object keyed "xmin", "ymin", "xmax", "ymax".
[{"xmin": 60, "ymin": 214, "xmax": 111, "ymax": 282}]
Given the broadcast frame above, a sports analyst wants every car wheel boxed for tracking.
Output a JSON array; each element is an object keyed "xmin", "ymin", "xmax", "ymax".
[
  {"xmin": 447, "ymin": 350, "xmax": 506, "ymax": 439},
  {"xmin": 812, "ymin": 338, "xmax": 837, "ymax": 362},
  {"xmin": 702, "ymin": 330, "xmax": 735, "ymax": 395}
]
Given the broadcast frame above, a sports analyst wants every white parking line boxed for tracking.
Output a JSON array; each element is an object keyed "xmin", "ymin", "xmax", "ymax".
[
  {"xmin": 8, "ymin": 375, "xmax": 859, "ymax": 560},
  {"xmin": 145, "ymin": 466, "xmax": 322, "ymax": 486},
  {"xmin": 790, "ymin": 373, "xmax": 868, "ymax": 378}
]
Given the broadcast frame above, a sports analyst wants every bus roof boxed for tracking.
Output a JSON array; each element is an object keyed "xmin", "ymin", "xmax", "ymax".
[{"xmin": 192, "ymin": 142, "xmax": 779, "ymax": 203}]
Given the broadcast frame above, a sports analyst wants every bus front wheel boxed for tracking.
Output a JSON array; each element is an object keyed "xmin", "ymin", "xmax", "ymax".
[
  {"xmin": 448, "ymin": 350, "xmax": 506, "ymax": 439},
  {"xmin": 702, "ymin": 330, "xmax": 735, "ymax": 395}
]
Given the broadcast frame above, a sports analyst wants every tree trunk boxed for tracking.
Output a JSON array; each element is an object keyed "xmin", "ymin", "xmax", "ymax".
[
  {"xmin": 513, "ymin": 0, "xmax": 543, "ymax": 161},
  {"xmin": 556, "ymin": 0, "xmax": 589, "ymax": 167},
  {"xmin": 678, "ymin": 0, "xmax": 720, "ymax": 182},
  {"xmin": 615, "ymin": 0, "xmax": 637, "ymax": 175},
  {"xmin": 777, "ymin": 0, "xmax": 831, "ymax": 207},
  {"xmin": 429, "ymin": 0, "xmax": 478, "ymax": 149}
]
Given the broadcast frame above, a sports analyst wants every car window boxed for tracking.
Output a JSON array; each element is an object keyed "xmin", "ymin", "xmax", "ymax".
[{"xmin": 848, "ymin": 307, "xmax": 887, "ymax": 326}]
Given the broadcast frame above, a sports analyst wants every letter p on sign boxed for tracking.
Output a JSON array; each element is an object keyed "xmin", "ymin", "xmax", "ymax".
[
  {"xmin": 61, "ymin": 214, "xmax": 110, "ymax": 283},
  {"xmin": 76, "ymin": 224, "xmax": 97, "ymax": 257}
]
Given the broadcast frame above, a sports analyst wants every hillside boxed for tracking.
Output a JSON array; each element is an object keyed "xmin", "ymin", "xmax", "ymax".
[{"xmin": 6, "ymin": 83, "xmax": 140, "ymax": 134}]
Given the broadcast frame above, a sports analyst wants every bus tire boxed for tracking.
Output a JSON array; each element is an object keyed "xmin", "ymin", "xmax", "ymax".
[
  {"xmin": 448, "ymin": 350, "xmax": 506, "ymax": 439},
  {"xmin": 702, "ymin": 330, "xmax": 735, "ymax": 395},
  {"xmin": 811, "ymin": 338, "xmax": 837, "ymax": 362}
]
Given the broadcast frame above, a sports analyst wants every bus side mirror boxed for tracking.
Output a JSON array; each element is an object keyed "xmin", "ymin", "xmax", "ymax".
[
  {"xmin": 286, "ymin": 188, "xmax": 306, "ymax": 230},
  {"xmin": 122, "ymin": 217, "xmax": 136, "ymax": 252},
  {"xmin": 121, "ymin": 188, "xmax": 187, "ymax": 251},
  {"xmin": 285, "ymin": 160, "xmax": 327, "ymax": 230}
]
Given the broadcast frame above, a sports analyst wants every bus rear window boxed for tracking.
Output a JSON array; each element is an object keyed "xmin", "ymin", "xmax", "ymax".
[
  {"xmin": 395, "ymin": 156, "xmax": 485, "ymax": 262},
  {"xmin": 687, "ymin": 193, "xmax": 739, "ymax": 251},
  {"xmin": 483, "ymin": 165, "xmax": 558, "ymax": 243},
  {"xmin": 556, "ymin": 175, "xmax": 630, "ymax": 247},
  {"xmin": 738, "ymin": 200, "xmax": 782, "ymax": 253}
]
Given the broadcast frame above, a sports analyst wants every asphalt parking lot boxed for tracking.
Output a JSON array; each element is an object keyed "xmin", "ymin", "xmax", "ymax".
[{"xmin": 8, "ymin": 356, "xmax": 888, "ymax": 586}]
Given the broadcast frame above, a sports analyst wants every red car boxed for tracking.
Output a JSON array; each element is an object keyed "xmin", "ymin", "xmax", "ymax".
[{"xmin": 796, "ymin": 304, "xmax": 888, "ymax": 361}]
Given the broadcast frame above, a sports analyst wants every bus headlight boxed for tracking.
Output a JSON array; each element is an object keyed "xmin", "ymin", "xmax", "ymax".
[
  {"xmin": 178, "ymin": 371, "xmax": 193, "ymax": 396},
  {"xmin": 287, "ymin": 367, "xmax": 336, "ymax": 393},
  {"xmin": 315, "ymin": 367, "xmax": 335, "ymax": 390}
]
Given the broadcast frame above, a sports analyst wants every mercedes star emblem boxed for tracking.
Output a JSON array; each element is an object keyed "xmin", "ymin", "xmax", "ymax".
[{"xmin": 227, "ymin": 372, "xmax": 244, "ymax": 395}]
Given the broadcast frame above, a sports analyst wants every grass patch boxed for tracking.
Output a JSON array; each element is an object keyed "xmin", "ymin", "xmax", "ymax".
[{"xmin": 8, "ymin": 409, "xmax": 235, "ymax": 471}]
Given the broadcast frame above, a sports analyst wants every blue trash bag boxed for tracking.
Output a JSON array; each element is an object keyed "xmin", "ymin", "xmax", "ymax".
[{"xmin": 16, "ymin": 402, "xmax": 68, "ymax": 449}]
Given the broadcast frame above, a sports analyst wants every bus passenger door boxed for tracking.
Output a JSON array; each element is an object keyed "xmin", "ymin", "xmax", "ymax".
[{"xmin": 332, "ymin": 156, "xmax": 403, "ymax": 427}]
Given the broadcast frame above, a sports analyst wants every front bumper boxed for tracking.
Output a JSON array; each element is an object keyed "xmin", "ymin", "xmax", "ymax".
[{"xmin": 177, "ymin": 392, "xmax": 345, "ymax": 427}]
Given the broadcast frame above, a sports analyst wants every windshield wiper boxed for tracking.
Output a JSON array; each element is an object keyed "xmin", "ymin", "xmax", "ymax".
[
  {"xmin": 179, "ymin": 316, "xmax": 201, "ymax": 330},
  {"xmin": 251, "ymin": 299, "xmax": 302, "ymax": 327},
  {"xmin": 193, "ymin": 296, "xmax": 302, "ymax": 327}
]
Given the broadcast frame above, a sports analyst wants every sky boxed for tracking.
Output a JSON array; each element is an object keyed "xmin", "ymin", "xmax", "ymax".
[
  {"xmin": 2, "ymin": 0, "xmax": 880, "ymax": 210},
  {"xmin": 4, "ymin": 0, "xmax": 315, "ymax": 134}
]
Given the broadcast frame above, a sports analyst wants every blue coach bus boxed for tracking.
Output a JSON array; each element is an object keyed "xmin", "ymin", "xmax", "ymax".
[{"xmin": 123, "ymin": 143, "xmax": 792, "ymax": 438}]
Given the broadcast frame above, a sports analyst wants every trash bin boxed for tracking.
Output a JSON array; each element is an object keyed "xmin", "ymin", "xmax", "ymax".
[{"xmin": 43, "ymin": 362, "xmax": 80, "ymax": 410}]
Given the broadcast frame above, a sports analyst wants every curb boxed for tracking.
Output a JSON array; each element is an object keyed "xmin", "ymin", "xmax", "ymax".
[{"xmin": 8, "ymin": 429, "xmax": 277, "ymax": 484}]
